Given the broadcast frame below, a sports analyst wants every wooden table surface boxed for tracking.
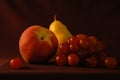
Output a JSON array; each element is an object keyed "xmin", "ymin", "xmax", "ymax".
[{"xmin": 0, "ymin": 56, "xmax": 120, "ymax": 80}]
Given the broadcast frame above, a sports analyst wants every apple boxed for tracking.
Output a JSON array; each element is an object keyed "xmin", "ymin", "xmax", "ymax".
[{"xmin": 19, "ymin": 25, "xmax": 58, "ymax": 63}]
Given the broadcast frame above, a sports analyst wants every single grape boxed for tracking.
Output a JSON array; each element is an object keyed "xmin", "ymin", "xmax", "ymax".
[
  {"xmin": 76, "ymin": 33, "xmax": 88, "ymax": 40},
  {"xmin": 67, "ymin": 36, "xmax": 79, "ymax": 46},
  {"xmin": 56, "ymin": 54, "xmax": 68, "ymax": 66},
  {"xmin": 68, "ymin": 53, "xmax": 80, "ymax": 66},
  {"xmin": 59, "ymin": 41, "xmax": 70, "ymax": 54},
  {"xmin": 69, "ymin": 44, "xmax": 79, "ymax": 53},
  {"xmin": 78, "ymin": 48, "xmax": 89, "ymax": 57},
  {"xmin": 88, "ymin": 36, "xmax": 97, "ymax": 46},
  {"xmin": 79, "ymin": 39, "xmax": 89, "ymax": 48},
  {"xmin": 86, "ymin": 56, "xmax": 98, "ymax": 67},
  {"xmin": 104, "ymin": 57, "xmax": 118, "ymax": 69},
  {"xmin": 10, "ymin": 57, "xmax": 23, "ymax": 69}
]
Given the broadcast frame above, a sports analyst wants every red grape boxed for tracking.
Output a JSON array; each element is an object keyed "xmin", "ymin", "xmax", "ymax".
[
  {"xmin": 67, "ymin": 36, "xmax": 79, "ymax": 46},
  {"xmin": 59, "ymin": 42, "xmax": 70, "ymax": 54},
  {"xmin": 104, "ymin": 57, "xmax": 118, "ymax": 69},
  {"xmin": 86, "ymin": 56, "xmax": 98, "ymax": 67},
  {"xmin": 56, "ymin": 54, "xmax": 68, "ymax": 66},
  {"xmin": 88, "ymin": 36, "xmax": 97, "ymax": 46},
  {"xmin": 76, "ymin": 33, "xmax": 88, "ymax": 40},
  {"xmin": 69, "ymin": 44, "xmax": 79, "ymax": 53},
  {"xmin": 68, "ymin": 53, "xmax": 80, "ymax": 66},
  {"xmin": 79, "ymin": 39, "xmax": 89, "ymax": 48},
  {"xmin": 10, "ymin": 57, "xmax": 23, "ymax": 69},
  {"xmin": 78, "ymin": 48, "xmax": 88, "ymax": 57}
]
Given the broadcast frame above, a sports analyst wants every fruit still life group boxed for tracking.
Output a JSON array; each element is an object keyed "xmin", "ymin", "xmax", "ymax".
[{"xmin": 10, "ymin": 16, "xmax": 118, "ymax": 69}]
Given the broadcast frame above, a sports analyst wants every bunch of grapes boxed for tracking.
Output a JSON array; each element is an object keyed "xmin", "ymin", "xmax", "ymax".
[{"xmin": 55, "ymin": 34, "xmax": 118, "ymax": 69}]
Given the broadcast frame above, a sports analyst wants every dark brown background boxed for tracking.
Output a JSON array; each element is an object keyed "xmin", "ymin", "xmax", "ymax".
[{"xmin": 0, "ymin": 0, "xmax": 120, "ymax": 60}]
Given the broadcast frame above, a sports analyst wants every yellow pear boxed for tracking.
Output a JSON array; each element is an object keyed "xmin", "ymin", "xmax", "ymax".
[{"xmin": 49, "ymin": 16, "xmax": 72, "ymax": 45}]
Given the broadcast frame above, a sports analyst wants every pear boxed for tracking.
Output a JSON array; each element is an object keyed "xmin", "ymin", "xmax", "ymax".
[{"xmin": 49, "ymin": 16, "xmax": 72, "ymax": 45}]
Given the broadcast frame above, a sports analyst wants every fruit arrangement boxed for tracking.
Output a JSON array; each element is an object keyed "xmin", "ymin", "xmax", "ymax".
[
  {"xmin": 10, "ymin": 16, "xmax": 118, "ymax": 69},
  {"xmin": 49, "ymin": 17, "xmax": 118, "ymax": 69}
]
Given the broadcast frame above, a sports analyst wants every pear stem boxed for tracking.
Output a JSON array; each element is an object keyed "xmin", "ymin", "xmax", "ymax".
[{"xmin": 54, "ymin": 14, "xmax": 57, "ymax": 21}]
